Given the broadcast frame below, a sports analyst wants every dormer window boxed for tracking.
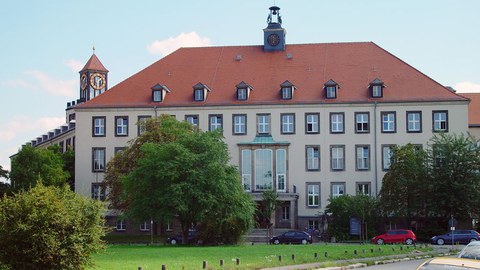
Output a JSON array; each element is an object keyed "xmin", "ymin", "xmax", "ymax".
[
  {"xmin": 236, "ymin": 81, "xmax": 253, "ymax": 101},
  {"xmin": 324, "ymin": 79, "xmax": 339, "ymax": 99},
  {"xmin": 370, "ymin": 78, "xmax": 385, "ymax": 98},
  {"xmin": 280, "ymin": 80, "xmax": 296, "ymax": 100},
  {"xmin": 193, "ymin": 82, "xmax": 211, "ymax": 102},
  {"xmin": 151, "ymin": 84, "xmax": 170, "ymax": 102}
]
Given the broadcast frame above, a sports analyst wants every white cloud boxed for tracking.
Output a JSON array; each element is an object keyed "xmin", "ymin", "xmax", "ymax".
[
  {"xmin": 454, "ymin": 81, "xmax": 480, "ymax": 93},
  {"xmin": 147, "ymin": 32, "xmax": 212, "ymax": 56},
  {"xmin": 64, "ymin": 59, "xmax": 84, "ymax": 72},
  {"xmin": 0, "ymin": 115, "xmax": 65, "ymax": 143},
  {"xmin": 25, "ymin": 70, "xmax": 76, "ymax": 98}
]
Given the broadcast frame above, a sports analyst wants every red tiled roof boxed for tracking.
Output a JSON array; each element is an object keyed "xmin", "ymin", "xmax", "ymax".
[
  {"xmin": 80, "ymin": 54, "xmax": 109, "ymax": 73},
  {"xmin": 77, "ymin": 42, "xmax": 467, "ymax": 109},
  {"xmin": 459, "ymin": 93, "xmax": 480, "ymax": 125}
]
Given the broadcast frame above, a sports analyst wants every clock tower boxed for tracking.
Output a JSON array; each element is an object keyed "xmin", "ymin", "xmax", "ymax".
[
  {"xmin": 263, "ymin": 6, "xmax": 286, "ymax": 52},
  {"xmin": 79, "ymin": 48, "xmax": 109, "ymax": 102}
]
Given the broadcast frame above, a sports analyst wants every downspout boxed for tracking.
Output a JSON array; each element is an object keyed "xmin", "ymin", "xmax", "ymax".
[
  {"xmin": 153, "ymin": 106, "xmax": 158, "ymax": 118},
  {"xmin": 373, "ymin": 101, "xmax": 378, "ymax": 196}
]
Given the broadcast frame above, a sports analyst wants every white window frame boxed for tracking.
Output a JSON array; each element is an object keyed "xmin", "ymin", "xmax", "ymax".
[
  {"xmin": 407, "ymin": 111, "xmax": 422, "ymax": 132},
  {"xmin": 257, "ymin": 114, "xmax": 270, "ymax": 135},
  {"xmin": 381, "ymin": 112, "xmax": 396, "ymax": 133},
  {"xmin": 185, "ymin": 115, "xmax": 199, "ymax": 127},
  {"xmin": 233, "ymin": 114, "xmax": 247, "ymax": 135},
  {"xmin": 305, "ymin": 113, "xmax": 319, "ymax": 134},
  {"xmin": 241, "ymin": 149, "xmax": 252, "ymax": 192},
  {"xmin": 276, "ymin": 149, "xmax": 287, "ymax": 192},
  {"xmin": 356, "ymin": 145, "xmax": 370, "ymax": 170},
  {"xmin": 281, "ymin": 114, "xmax": 295, "ymax": 134},
  {"xmin": 355, "ymin": 112, "xmax": 369, "ymax": 133},
  {"xmin": 281, "ymin": 87, "xmax": 292, "ymax": 99},
  {"xmin": 92, "ymin": 148, "xmax": 105, "ymax": 172},
  {"xmin": 140, "ymin": 220, "xmax": 151, "ymax": 232},
  {"xmin": 116, "ymin": 220, "xmax": 126, "ymax": 231},
  {"xmin": 382, "ymin": 145, "xmax": 395, "ymax": 171},
  {"xmin": 331, "ymin": 145, "xmax": 345, "ymax": 171},
  {"xmin": 331, "ymin": 183, "xmax": 345, "ymax": 198},
  {"xmin": 209, "ymin": 115, "xmax": 223, "ymax": 131},
  {"xmin": 356, "ymin": 182, "xmax": 370, "ymax": 196},
  {"xmin": 237, "ymin": 88, "xmax": 247, "ymax": 100},
  {"xmin": 326, "ymin": 86, "xmax": 336, "ymax": 99},
  {"xmin": 93, "ymin": 117, "xmax": 105, "ymax": 136},
  {"xmin": 372, "ymin": 85, "xmax": 382, "ymax": 97},
  {"xmin": 153, "ymin": 90, "xmax": 162, "ymax": 102},
  {"xmin": 194, "ymin": 89, "xmax": 204, "ymax": 101},
  {"xmin": 330, "ymin": 113, "xmax": 344, "ymax": 133},
  {"xmin": 91, "ymin": 183, "xmax": 105, "ymax": 201},
  {"xmin": 282, "ymin": 206, "xmax": 290, "ymax": 220},
  {"xmin": 307, "ymin": 184, "xmax": 320, "ymax": 207},
  {"xmin": 306, "ymin": 146, "xmax": 320, "ymax": 171},
  {"xmin": 433, "ymin": 111, "xmax": 448, "ymax": 132},
  {"xmin": 116, "ymin": 116, "xmax": 128, "ymax": 136}
]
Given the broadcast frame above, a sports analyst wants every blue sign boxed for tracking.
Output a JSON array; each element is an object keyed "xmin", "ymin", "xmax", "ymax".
[{"xmin": 350, "ymin": 217, "xmax": 361, "ymax": 235}]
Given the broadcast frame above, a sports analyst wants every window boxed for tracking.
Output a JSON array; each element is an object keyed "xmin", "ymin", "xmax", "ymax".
[
  {"xmin": 92, "ymin": 117, "xmax": 106, "ymax": 137},
  {"xmin": 356, "ymin": 145, "xmax": 370, "ymax": 170},
  {"xmin": 194, "ymin": 89, "xmax": 204, "ymax": 101},
  {"xmin": 241, "ymin": 149, "xmax": 252, "ymax": 191},
  {"xmin": 257, "ymin": 114, "xmax": 270, "ymax": 135},
  {"xmin": 92, "ymin": 148, "xmax": 105, "ymax": 172},
  {"xmin": 114, "ymin": 147, "xmax": 125, "ymax": 154},
  {"xmin": 115, "ymin": 116, "xmax": 129, "ymax": 136},
  {"xmin": 232, "ymin": 114, "xmax": 247, "ymax": 135},
  {"xmin": 324, "ymin": 79, "xmax": 338, "ymax": 99},
  {"xmin": 331, "ymin": 145, "xmax": 345, "ymax": 171},
  {"xmin": 382, "ymin": 145, "xmax": 395, "ymax": 171},
  {"xmin": 209, "ymin": 115, "xmax": 223, "ymax": 131},
  {"xmin": 276, "ymin": 149, "xmax": 287, "ymax": 192},
  {"xmin": 140, "ymin": 221, "xmax": 151, "ymax": 231},
  {"xmin": 282, "ymin": 206, "xmax": 290, "ymax": 220},
  {"xmin": 331, "ymin": 182, "xmax": 345, "ymax": 198},
  {"xmin": 355, "ymin": 112, "xmax": 369, "ymax": 133},
  {"xmin": 433, "ymin": 111, "xmax": 448, "ymax": 132},
  {"xmin": 281, "ymin": 113, "xmax": 295, "ymax": 134},
  {"xmin": 137, "ymin": 116, "xmax": 151, "ymax": 136},
  {"xmin": 116, "ymin": 220, "xmax": 126, "ymax": 231},
  {"xmin": 330, "ymin": 112, "xmax": 344, "ymax": 133},
  {"xmin": 407, "ymin": 111, "xmax": 422, "ymax": 133},
  {"xmin": 433, "ymin": 144, "xmax": 446, "ymax": 167},
  {"xmin": 381, "ymin": 112, "xmax": 396, "ymax": 133},
  {"xmin": 280, "ymin": 80, "xmax": 295, "ymax": 100},
  {"xmin": 306, "ymin": 146, "xmax": 320, "ymax": 171},
  {"xmin": 307, "ymin": 183, "xmax": 320, "ymax": 207},
  {"xmin": 356, "ymin": 182, "xmax": 371, "ymax": 196},
  {"xmin": 305, "ymin": 113, "xmax": 319, "ymax": 134},
  {"xmin": 370, "ymin": 78, "xmax": 384, "ymax": 98},
  {"xmin": 281, "ymin": 87, "xmax": 292, "ymax": 100},
  {"xmin": 91, "ymin": 183, "xmax": 105, "ymax": 201},
  {"xmin": 254, "ymin": 149, "xmax": 273, "ymax": 190},
  {"xmin": 308, "ymin": 220, "xmax": 319, "ymax": 230},
  {"xmin": 237, "ymin": 88, "xmax": 247, "ymax": 100},
  {"xmin": 185, "ymin": 115, "xmax": 199, "ymax": 127},
  {"xmin": 152, "ymin": 90, "xmax": 162, "ymax": 102}
]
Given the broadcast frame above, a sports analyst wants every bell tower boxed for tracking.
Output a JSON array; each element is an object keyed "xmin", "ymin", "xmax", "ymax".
[
  {"xmin": 263, "ymin": 6, "xmax": 286, "ymax": 52},
  {"xmin": 79, "ymin": 47, "xmax": 109, "ymax": 102}
]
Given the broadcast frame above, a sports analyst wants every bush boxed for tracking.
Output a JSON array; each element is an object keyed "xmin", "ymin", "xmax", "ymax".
[{"xmin": 0, "ymin": 183, "xmax": 106, "ymax": 270}]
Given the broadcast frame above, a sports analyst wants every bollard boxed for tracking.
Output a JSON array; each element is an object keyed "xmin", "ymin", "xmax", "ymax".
[
  {"xmin": 291, "ymin": 254, "xmax": 295, "ymax": 261},
  {"xmin": 203, "ymin": 261, "xmax": 207, "ymax": 269},
  {"xmin": 220, "ymin": 259, "xmax": 224, "ymax": 267},
  {"xmin": 354, "ymin": 250, "xmax": 357, "ymax": 255},
  {"xmin": 345, "ymin": 250, "xmax": 348, "ymax": 254},
  {"xmin": 362, "ymin": 249, "xmax": 365, "ymax": 254},
  {"xmin": 325, "ymin": 251, "xmax": 328, "ymax": 257},
  {"xmin": 400, "ymin": 246, "xmax": 403, "ymax": 251},
  {"xmin": 279, "ymin": 255, "xmax": 282, "ymax": 262},
  {"xmin": 314, "ymin": 252, "xmax": 318, "ymax": 258},
  {"xmin": 236, "ymin": 258, "xmax": 240, "ymax": 265},
  {"xmin": 371, "ymin": 249, "xmax": 374, "ymax": 253},
  {"xmin": 162, "ymin": 266, "xmax": 166, "ymax": 270},
  {"xmin": 138, "ymin": 268, "xmax": 142, "ymax": 270}
]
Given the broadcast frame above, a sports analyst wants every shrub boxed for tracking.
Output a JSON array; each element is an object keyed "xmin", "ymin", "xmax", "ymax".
[{"xmin": 0, "ymin": 183, "xmax": 106, "ymax": 270}]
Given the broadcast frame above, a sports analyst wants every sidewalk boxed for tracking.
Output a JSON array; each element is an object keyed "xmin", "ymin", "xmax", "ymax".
[{"xmin": 260, "ymin": 249, "xmax": 449, "ymax": 270}]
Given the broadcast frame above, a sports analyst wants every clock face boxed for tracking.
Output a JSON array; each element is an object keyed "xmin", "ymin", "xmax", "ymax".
[
  {"xmin": 90, "ymin": 73, "xmax": 106, "ymax": 90},
  {"xmin": 80, "ymin": 74, "xmax": 87, "ymax": 90},
  {"xmin": 267, "ymin": 34, "xmax": 280, "ymax": 46}
]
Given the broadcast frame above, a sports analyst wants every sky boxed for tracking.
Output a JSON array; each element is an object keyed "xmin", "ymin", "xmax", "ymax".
[{"xmin": 0, "ymin": 0, "xmax": 479, "ymax": 181}]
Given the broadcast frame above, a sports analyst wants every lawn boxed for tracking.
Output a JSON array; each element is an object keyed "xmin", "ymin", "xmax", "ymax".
[{"xmin": 89, "ymin": 243, "xmax": 429, "ymax": 270}]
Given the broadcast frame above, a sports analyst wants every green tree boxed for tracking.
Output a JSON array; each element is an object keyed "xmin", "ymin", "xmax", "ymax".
[
  {"xmin": 325, "ymin": 195, "xmax": 378, "ymax": 242},
  {"xmin": 379, "ymin": 144, "xmax": 428, "ymax": 220},
  {"xmin": 9, "ymin": 145, "xmax": 69, "ymax": 191},
  {"xmin": 112, "ymin": 116, "xmax": 254, "ymax": 244},
  {"xmin": 0, "ymin": 183, "xmax": 106, "ymax": 270},
  {"xmin": 0, "ymin": 166, "xmax": 9, "ymax": 196},
  {"xmin": 426, "ymin": 133, "xmax": 480, "ymax": 220}
]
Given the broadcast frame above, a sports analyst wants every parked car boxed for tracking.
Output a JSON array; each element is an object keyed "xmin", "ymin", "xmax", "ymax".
[
  {"xmin": 270, "ymin": 230, "xmax": 312, "ymax": 245},
  {"xmin": 458, "ymin": 240, "xmax": 480, "ymax": 260},
  {"xmin": 416, "ymin": 257, "xmax": 480, "ymax": 269},
  {"xmin": 431, "ymin": 230, "xmax": 480, "ymax": 245},
  {"xmin": 371, "ymin": 229, "xmax": 416, "ymax": 245},
  {"xmin": 166, "ymin": 230, "xmax": 197, "ymax": 245}
]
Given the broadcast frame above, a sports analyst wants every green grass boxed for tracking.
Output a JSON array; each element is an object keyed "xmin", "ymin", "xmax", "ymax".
[{"xmin": 89, "ymin": 243, "xmax": 430, "ymax": 270}]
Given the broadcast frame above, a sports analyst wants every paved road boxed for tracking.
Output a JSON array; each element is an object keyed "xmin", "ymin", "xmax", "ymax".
[{"xmin": 358, "ymin": 258, "xmax": 427, "ymax": 269}]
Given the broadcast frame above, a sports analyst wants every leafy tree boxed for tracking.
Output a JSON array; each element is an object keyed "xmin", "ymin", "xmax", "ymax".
[
  {"xmin": 0, "ymin": 183, "xmax": 106, "ymax": 270},
  {"xmin": 113, "ymin": 116, "xmax": 254, "ymax": 244},
  {"xmin": 379, "ymin": 144, "xmax": 428, "ymax": 220},
  {"xmin": 0, "ymin": 165, "xmax": 7, "ymax": 179},
  {"xmin": 325, "ymin": 195, "xmax": 378, "ymax": 242},
  {"xmin": 426, "ymin": 133, "xmax": 480, "ymax": 220},
  {"xmin": 0, "ymin": 166, "xmax": 9, "ymax": 196},
  {"xmin": 9, "ymin": 145, "xmax": 69, "ymax": 191}
]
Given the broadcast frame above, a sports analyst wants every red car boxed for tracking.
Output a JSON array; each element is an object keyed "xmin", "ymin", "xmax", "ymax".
[{"xmin": 372, "ymin": 229, "xmax": 416, "ymax": 245}]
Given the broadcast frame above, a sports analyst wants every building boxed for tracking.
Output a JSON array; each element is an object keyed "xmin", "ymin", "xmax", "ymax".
[
  {"xmin": 460, "ymin": 93, "xmax": 480, "ymax": 139},
  {"xmin": 25, "ymin": 6, "xmax": 470, "ymax": 234}
]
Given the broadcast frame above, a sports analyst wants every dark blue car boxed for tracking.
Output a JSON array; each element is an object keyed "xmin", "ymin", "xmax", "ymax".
[{"xmin": 431, "ymin": 230, "xmax": 480, "ymax": 245}]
